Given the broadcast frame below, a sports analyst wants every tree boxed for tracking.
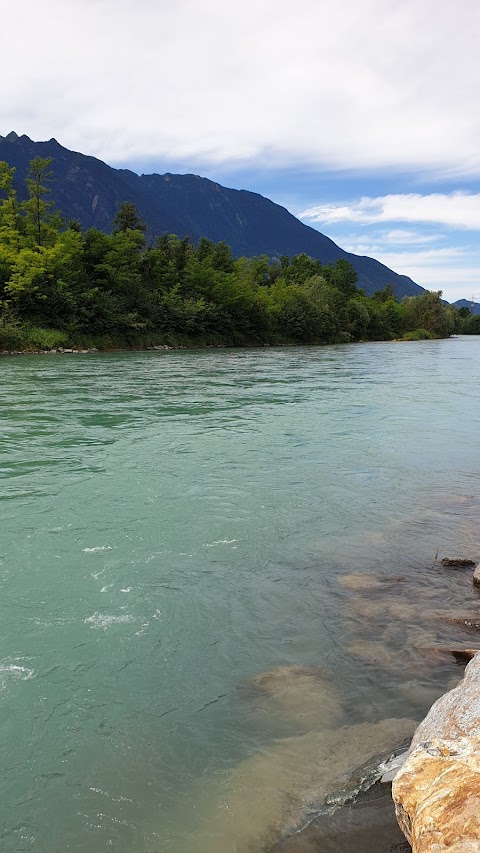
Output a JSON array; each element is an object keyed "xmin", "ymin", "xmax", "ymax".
[
  {"xmin": 373, "ymin": 284, "xmax": 396, "ymax": 303},
  {"xmin": 0, "ymin": 163, "xmax": 22, "ymax": 251},
  {"xmin": 23, "ymin": 157, "xmax": 60, "ymax": 247},
  {"xmin": 402, "ymin": 291, "xmax": 455, "ymax": 338},
  {"xmin": 322, "ymin": 258, "xmax": 361, "ymax": 297},
  {"xmin": 113, "ymin": 201, "xmax": 146, "ymax": 234}
]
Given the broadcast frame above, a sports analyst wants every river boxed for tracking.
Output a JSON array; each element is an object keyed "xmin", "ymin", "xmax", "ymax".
[{"xmin": 1, "ymin": 337, "xmax": 480, "ymax": 852}]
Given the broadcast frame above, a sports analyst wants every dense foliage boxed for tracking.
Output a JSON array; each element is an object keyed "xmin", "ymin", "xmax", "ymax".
[{"xmin": 0, "ymin": 158, "xmax": 466, "ymax": 351}]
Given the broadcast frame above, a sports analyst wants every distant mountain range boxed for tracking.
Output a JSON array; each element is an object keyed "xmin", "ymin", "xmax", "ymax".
[
  {"xmin": 0, "ymin": 131, "xmax": 426, "ymax": 298},
  {"xmin": 453, "ymin": 299, "xmax": 480, "ymax": 315}
]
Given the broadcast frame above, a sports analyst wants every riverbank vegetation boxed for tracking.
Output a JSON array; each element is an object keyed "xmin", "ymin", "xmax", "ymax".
[{"xmin": 0, "ymin": 157, "xmax": 469, "ymax": 352}]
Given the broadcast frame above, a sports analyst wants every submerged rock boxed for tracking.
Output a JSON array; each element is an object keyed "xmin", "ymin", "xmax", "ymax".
[
  {"xmin": 416, "ymin": 646, "xmax": 480, "ymax": 664},
  {"xmin": 392, "ymin": 653, "xmax": 480, "ymax": 851},
  {"xmin": 339, "ymin": 573, "xmax": 404, "ymax": 592},
  {"xmin": 186, "ymin": 717, "xmax": 416, "ymax": 853},
  {"xmin": 243, "ymin": 664, "xmax": 343, "ymax": 728},
  {"xmin": 450, "ymin": 616, "xmax": 480, "ymax": 633},
  {"xmin": 271, "ymin": 781, "xmax": 411, "ymax": 852}
]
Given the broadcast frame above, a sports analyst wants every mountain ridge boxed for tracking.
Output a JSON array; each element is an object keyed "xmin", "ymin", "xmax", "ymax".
[
  {"xmin": 0, "ymin": 132, "xmax": 425, "ymax": 298},
  {"xmin": 453, "ymin": 299, "xmax": 480, "ymax": 315}
]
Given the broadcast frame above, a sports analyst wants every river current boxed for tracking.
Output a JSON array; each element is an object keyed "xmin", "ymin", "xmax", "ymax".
[{"xmin": 1, "ymin": 338, "xmax": 480, "ymax": 852}]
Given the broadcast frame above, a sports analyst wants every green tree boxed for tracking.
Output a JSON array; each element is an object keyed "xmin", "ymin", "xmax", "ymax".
[
  {"xmin": 322, "ymin": 258, "xmax": 361, "ymax": 297},
  {"xmin": 113, "ymin": 201, "xmax": 146, "ymax": 234},
  {"xmin": 23, "ymin": 157, "xmax": 60, "ymax": 247}
]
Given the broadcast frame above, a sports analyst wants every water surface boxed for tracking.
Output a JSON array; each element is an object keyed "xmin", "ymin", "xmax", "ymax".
[{"xmin": 1, "ymin": 338, "xmax": 480, "ymax": 851}]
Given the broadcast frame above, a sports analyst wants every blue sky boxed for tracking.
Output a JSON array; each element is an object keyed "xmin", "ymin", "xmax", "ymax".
[{"xmin": 4, "ymin": 0, "xmax": 479, "ymax": 302}]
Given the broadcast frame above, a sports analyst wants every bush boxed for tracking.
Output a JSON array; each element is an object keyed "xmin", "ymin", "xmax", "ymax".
[
  {"xmin": 401, "ymin": 328, "xmax": 433, "ymax": 341},
  {"xmin": 0, "ymin": 318, "xmax": 25, "ymax": 350},
  {"xmin": 22, "ymin": 326, "xmax": 68, "ymax": 349}
]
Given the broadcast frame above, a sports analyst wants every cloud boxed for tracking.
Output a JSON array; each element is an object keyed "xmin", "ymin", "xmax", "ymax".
[
  {"xmin": 320, "ymin": 226, "xmax": 479, "ymax": 301},
  {"xmin": 2, "ymin": 0, "xmax": 480, "ymax": 173},
  {"xmin": 380, "ymin": 230, "xmax": 444, "ymax": 246},
  {"xmin": 299, "ymin": 193, "xmax": 480, "ymax": 230}
]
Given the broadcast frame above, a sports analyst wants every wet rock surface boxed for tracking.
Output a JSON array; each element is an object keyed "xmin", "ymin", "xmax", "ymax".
[
  {"xmin": 441, "ymin": 558, "xmax": 477, "ymax": 568},
  {"xmin": 393, "ymin": 654, "xmax": 480, "ymax": 851}
]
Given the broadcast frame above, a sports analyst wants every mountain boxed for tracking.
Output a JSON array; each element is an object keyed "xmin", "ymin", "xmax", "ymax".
[
  {"xmin": 453, "ymin": 300, "xmax": 480, "ymax": 315},
  {"xmin": 0, "ymin": 131, "xmax": 424, "ymax": 298}
]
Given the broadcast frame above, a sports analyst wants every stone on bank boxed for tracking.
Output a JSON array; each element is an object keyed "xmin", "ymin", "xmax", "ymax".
[{"xmin": 392, "ymin": 651, "xmax": 480, "ymax": 851}]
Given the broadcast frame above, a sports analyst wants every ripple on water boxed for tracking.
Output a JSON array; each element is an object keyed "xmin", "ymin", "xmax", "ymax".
[
  {"xmin": 2, "ymin": 341, "xmax": 480, "ymax": 853},
  {"xmin": 84, "ymin": 613, "xmax": 134, "ymax": 629}
]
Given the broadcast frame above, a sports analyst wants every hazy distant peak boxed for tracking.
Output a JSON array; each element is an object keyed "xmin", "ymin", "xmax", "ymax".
[{"xmin": 5, "ymin": 131, "xmax": 19, "ymax": 141}]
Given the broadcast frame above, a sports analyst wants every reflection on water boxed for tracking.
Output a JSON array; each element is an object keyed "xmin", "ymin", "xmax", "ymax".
[{"xmin": 1, "ymin": 338, "xmax": 480, "ymax": 852}]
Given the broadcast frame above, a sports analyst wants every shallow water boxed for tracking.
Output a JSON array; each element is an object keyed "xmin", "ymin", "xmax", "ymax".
[{"xmin": 1, "ymin": 338, "xmax": 480, "ymax": 852}]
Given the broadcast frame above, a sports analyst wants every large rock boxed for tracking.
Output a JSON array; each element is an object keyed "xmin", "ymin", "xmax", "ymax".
[{"xmin": 392, "ymin": 652, "xmax": 480, "ymax": 851}]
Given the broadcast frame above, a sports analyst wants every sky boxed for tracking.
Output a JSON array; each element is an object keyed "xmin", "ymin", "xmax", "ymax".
[{"xmin": 3, "ymin": 0, "xmax": 479, "ymax": 301}]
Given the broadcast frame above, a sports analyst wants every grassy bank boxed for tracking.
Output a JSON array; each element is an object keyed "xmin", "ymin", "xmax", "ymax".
[{"xmin": 0, "ymin": 320, "xmax": 449, "ymax": 355}]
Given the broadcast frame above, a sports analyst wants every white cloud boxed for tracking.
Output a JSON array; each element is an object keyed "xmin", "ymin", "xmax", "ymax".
[
  {"xmin": 299, "ymin": 193, "xmax": 480, "ymax": 230},
  {"xmin": 360, "ymin": 246, "xmax": 479, "ymax": 302},
  {"xmin": 321, "ymin": 227, "xmax": 479, "ymax": 301},
  {"xmin": 376, "ymin": 230, "xmax": 444, "ymax": 246},
  {"xmin": 396, "ymin": 266, "xmax": 480, "ymax": 302},
  {"xmin": 372, "ymin": 247, "xmax": 465, "ymax": 267},
  {"xmin": 2, "ymin": 0, "xmax": 480, "ymax": 173}
]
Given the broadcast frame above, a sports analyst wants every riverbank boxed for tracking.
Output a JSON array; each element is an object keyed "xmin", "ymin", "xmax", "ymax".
[{"xmin": 0, "ymin": 333, "xmax": 452, "ymax": 357}]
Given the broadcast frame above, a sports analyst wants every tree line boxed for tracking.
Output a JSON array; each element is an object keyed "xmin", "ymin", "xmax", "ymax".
[{"xmin": 0, "ymin": 157, "xmax": 472, "ymax": 351}]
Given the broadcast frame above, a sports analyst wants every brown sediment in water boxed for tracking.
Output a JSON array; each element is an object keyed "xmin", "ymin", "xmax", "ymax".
[
  {"xmin": 179, "ymin": 718, "xmax": 415, "ymax": 853},
  {"xmin": 338, "ymin": 573, "xmax": 405, "ymax": 592},
  {"xmin": 241, "ymin": 664, "xmax": 344, "ymax": 729}
]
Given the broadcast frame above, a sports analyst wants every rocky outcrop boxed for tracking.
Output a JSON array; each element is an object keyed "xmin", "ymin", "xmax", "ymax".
[{"xmin": 392, "ymin": 652, "xmax": 480, "ymax": 851}]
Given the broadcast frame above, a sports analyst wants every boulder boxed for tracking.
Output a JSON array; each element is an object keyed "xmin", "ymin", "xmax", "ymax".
[
  {"xmin": 441, "ymin": 558, "xmax": 476, "ymax": 568},
  {"xmin": 392, "ymin": 653, "xmax": 480, "ymax": 851},
  {"xmin": 473, "ymin": 565, "xmax": 480, "ymax": 588}
]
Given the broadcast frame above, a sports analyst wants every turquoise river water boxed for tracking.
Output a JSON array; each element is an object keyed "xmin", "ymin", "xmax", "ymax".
[{"xmin": 2, "ymin": 337, "xmax": 480, "ymax": 852}]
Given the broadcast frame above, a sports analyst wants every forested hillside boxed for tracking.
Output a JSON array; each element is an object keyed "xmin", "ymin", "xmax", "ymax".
[
  {"xmin": 0, "ymin": 158, "xmax": 464, "ymax": 352},
  {"xmin": 0, "ymin": 132, "xmax": 424, "ymax": 298}
]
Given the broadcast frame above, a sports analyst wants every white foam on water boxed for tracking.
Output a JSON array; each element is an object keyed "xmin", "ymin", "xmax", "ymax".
[
  {"xmin": 89, "ymin": 787, "xmax": 133, "ymax": 803},
  {"xmin": 204, "ymin": 539, "xmax": 238, "ymax": 548},
  {"xmin": 0, "ymin": 664, "xmax": 35, "ymax": 688},
  {"xmin": 84, "ymin": 613, "xmax": 134, "ymax": 630},
  {"xmin": 83, "ymin": 546, "xmax": 113, "ymax": 553},
  {"xmin": 120, "ymin": 587, "xmax": 132, "ymax": 593}
]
